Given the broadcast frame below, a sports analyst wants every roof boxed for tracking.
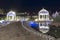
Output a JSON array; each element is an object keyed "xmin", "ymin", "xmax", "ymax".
[
  {"xmin": 52, "ymin": 11, "xmax": 59, "ymax": 18},
  {"xmin": 39, "ymin": 8, "xmax": 49, "ymax": 14},
  {"xmin": 7, "ymin": 11, "xmax": 16, "ymax": 16}
]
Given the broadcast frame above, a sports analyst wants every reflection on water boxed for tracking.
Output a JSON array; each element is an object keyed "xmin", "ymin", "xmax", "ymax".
[
  {"xmin": 28, "ymin": 21, "xmax": 49, "ymax": 33},
  {"xmin": 47, "ymin": 25, "xmax": 60, "ymax": 39},
  {"xmin": 28, "ymin": 21, "xmax": 60, "ymax": 38}
]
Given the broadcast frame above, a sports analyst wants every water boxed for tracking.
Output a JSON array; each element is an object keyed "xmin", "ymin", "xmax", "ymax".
[{"xmin": 28, "ymin": 21, "xmax": 60, "ymax": 38}]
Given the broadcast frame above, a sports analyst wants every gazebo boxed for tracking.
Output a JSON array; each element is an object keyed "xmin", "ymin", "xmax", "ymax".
[
  {"xmin": 7, "ymin": 11, "xmax": 16, "ymax": 21},
  {"xmin": 38, "ymin": 8, "xmax": 53, "ymax": 33}
]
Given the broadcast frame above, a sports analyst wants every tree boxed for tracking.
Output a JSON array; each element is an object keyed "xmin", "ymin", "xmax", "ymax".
[
  {"xmin": 0, "ymin": 9, "xmax": 4, "ymax": 14},
  {"xmin": 53, "ymin": 16, "xmax": 60, "ymax": 22}
]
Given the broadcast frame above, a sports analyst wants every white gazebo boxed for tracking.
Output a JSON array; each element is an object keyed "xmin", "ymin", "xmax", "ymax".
[
  {"xmin": 38, "ymin": 8, "xmax": 53, "ymax": 33},
  {"xmin": 7, "ymin": 11, "xmax": 16, "ymax": 21},
  {"xmin": 38, "ymin": 8, "xmax": 49, "ymax": 21}
]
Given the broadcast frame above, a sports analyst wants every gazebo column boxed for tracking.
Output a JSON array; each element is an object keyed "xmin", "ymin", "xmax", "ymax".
[
  {"xmin": 42, "ymin": 15, "xmax": 44, "ymax": 20},
  {"xmin": 12, "ymin": 16, "xmax": 14, "ymax": 20},
  {"xmin": 9, "ymin": 17, "xmax": 11, "ymax": 21},
  {"xmin": 7, "ymin": 16, "xmax": 10, "ymax": 21},
  {"xmin": 14, "ymin": 16, "xmax": 15, "ymax": 21},
  {"xmin": 7, "ymin": 16, "xmax": 8, "ymax": 20},
  {"xmin": 38, "ymin": 14, "xmax": 40, "ymax": 20}
]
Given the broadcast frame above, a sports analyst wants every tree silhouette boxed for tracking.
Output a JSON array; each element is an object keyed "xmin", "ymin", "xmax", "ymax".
[{"xmin": 0, "ymin": 9, "xmax": 4, "ymax": 14}]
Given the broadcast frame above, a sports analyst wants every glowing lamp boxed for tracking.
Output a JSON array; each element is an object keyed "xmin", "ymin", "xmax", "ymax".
[{"xmin": 28, "ymin": 21, "xmax": 38, "ymax": 28}]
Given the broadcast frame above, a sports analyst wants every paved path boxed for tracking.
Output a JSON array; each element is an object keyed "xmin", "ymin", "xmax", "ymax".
[{"xmin": 0, "ymin": 21, "xmax": 56, "ymax": 40}]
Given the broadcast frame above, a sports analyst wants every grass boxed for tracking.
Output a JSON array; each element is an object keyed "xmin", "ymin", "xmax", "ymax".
[
  {"xmin": 47, "ymin": 25, "xmax": 60, "ymax": 38},
  {"xmin": 53, "ymin": 16, "xmax": 60, "ymax": 22}
]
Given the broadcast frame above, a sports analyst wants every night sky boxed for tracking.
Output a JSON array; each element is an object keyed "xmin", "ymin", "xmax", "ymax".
[{"xmin": 0, "ymin": 0, "xmax": 60, "ymax": 13}]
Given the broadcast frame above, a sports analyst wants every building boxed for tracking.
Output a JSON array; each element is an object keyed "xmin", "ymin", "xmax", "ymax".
[
  {"xmin": 52, "ymin": 11, "xmax": 59, "ymax": 18},
  {"xmin": 35, "ymin": 8, "xmax": 53, "ymax": 33},
  {"xmin": 6, "ymin": 10, "xmax": 29, "ymax": 21},
  {"xmin": 6, "ymin": 10, "xmax": 20, "ymax": 21}
]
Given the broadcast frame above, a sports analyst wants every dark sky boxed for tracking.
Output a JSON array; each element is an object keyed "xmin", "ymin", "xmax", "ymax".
[{"xmin": 0, "ymin": 0, "xmax": 60, "ymax": 13}]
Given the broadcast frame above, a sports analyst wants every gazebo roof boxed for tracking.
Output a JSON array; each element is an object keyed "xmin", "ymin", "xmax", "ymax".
[
  {"xmin": 7, "ymin": 11, "xmax": 16, "ymax": 16},
  {"xmin": 39, "ymin": 8, "xmax": 49, "ymax": 14}
]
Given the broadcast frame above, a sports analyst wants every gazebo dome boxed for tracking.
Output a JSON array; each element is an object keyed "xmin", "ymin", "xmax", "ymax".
[
  {"xmin": 7, "ymin": 11, "xmax": 16, "ymax": 16},
  {"xmin": 39, "ymin": 8, "xmax": 49, "ymax": 14}
]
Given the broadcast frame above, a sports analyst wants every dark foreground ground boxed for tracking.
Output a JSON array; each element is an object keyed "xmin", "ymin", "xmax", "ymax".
[{"xmin": 0, "ymin": 21, "xmax": 56, "ymax": 40}]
